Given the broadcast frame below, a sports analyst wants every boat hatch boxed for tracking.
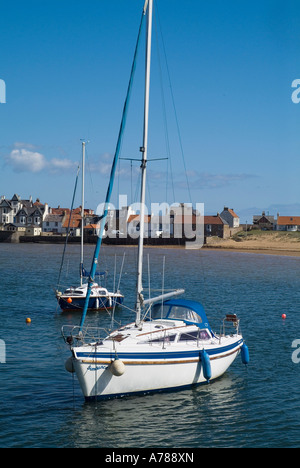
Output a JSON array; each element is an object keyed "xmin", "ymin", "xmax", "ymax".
[{"xmin": 106, "ymin": 333, "xmax": 128, "ymax": 342}]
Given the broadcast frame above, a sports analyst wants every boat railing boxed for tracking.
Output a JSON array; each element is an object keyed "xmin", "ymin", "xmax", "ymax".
[
  {"xmin": 61, "ymin": 325, "xmax": 109, "ymax": 346},
  {"xmin": 220, "ymin": 314, "xmax": 240, "ymax": 338}
]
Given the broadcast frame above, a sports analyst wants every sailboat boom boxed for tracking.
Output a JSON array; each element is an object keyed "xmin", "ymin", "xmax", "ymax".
[{"xmin": 143, "ymin": 289, "xmax": 185, "ymax": 307}]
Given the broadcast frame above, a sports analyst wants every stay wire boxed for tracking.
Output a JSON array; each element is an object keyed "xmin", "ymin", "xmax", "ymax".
[
  {"xmin": 56, "ymin": 164, "xmax": 80, "ymax": 290},
  {"xmin": 154, "ymin": 2, "xmax": 192, "ymax": 204}
]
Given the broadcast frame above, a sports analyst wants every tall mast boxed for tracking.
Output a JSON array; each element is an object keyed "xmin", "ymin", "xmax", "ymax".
[
  {"xmin": 80, "ymin": 140, "xmax": 86, "ymax": 286},
  {"xmin": 79, "ymin": 5, "xmax": 146, "ymax": 331},
  {"xmin": 135, "ymin": 0, "xmax": 153, "ymax": 326}
]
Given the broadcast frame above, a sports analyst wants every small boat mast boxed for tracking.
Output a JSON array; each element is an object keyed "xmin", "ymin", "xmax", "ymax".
[{"xmin": 80, "ymin": 140, "xmax": 86, "ymax": 287}]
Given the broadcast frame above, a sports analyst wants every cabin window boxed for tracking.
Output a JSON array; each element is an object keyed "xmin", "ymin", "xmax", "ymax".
[
  {"xmin": 151, "ymin": 303, "xmax": 203, "ymax": 323},
  {"xmin": 152, "ymin": 304, "xmax": 170, "ymax": 320},
  {"xmin": 179, "ymin": 330, "xmax": 210, "ymax": 341},
  {"xmin": 149, "ymin": 334, "xmax": 176, "ymax": 343},
  {"xmin": 168, "ymin": 306, "xmax": 202, "ymax": 323}
]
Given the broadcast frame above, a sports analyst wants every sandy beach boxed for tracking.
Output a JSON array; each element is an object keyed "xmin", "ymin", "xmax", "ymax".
[{"xmin": 204, "ymin": 232, "xmax": 300, "ymax": 257}]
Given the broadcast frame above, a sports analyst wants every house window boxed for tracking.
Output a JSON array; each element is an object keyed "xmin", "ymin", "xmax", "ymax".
[
  {"xmin": 20, "ymin": 216, "xmax": 26, "ymax": 224},
  {"xmin": 35, "ymin": 217, "xmax": 40, "ymax": 224}
]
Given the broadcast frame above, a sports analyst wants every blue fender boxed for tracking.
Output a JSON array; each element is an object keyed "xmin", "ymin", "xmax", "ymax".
[
  {"xmin": 200, "ymin": 349, "xmax": 212, "ymax": 382},
  {"xmin": 241, "ymin": 343, "xmax": 250, "ymax": 365}
]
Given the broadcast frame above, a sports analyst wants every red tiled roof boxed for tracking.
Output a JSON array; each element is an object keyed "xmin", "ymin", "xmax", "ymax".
[
  {"xmin": 204, "ymin": 216, "xmax": 224, "ymax": 225},
  {"xmin": 62, "ymin": 214, "xmax": 81, "ymax": 228},
  {"xmin": 128, "ymin": 215, "xmax": 151, "ymax": 223},
  {"xmin": 84, "ymin": 224, "xmax": 98, "ymax": 229},
  {"xmin": 277, "ymin": 216, "xmax": 300, "ymax": 226},
  {"xmin": 227, "ymin": 209, "xmax": 239, "ymax": 218},
  {"xmin": 51, "ymin": 208, "xmax": 70, "ymax": 215}
]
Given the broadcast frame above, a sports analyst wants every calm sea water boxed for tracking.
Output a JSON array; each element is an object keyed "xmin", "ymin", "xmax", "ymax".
[{"xmin": 0, "ymin": 243, "xmax": 299, "ymax": 448}]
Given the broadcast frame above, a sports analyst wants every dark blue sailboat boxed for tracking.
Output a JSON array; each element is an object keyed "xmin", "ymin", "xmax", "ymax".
[{"xmin": 56, "ymin": 141, "xmax": 124, "ymax": 312}]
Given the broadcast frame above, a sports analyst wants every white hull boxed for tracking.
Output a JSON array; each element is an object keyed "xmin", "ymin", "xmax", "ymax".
[{"xmin": 68, "ymin": 324, "xmax": 244, "ymax": 400}]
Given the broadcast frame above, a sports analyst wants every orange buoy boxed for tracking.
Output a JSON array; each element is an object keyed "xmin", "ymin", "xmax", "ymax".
[
  {"xmin": 282, "ymin": 314, "xmax": 287, "ymax": 320},
  {"xmin": 26, "ymin": 317, "xmax": 31, "ymax": 324},
  {"xmin": 67, "ymin": 297, "xmax": 72, "ymax": 304}
]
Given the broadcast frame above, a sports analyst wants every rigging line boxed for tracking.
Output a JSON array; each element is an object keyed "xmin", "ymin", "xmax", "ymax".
[
  {"xmin": 153, "ymin": 10, "xmax": 175, "ymax": 204},
  {"xmin": 154, "ymin": 2, "xmax": 192, "ymax": 204},
  {"xmin": 56, "ymin": 164, "xmax": 80, "ymax": 290},
  {"xmin": 79, "ymin": 8, "xmax": 146, "ymax": 331}
]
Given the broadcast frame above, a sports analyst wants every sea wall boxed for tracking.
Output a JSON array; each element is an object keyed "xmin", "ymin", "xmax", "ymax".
[
  {"xmin": 19, "ymin": 235, "xmax": 186, "ymax": 246},
  {"xmin": 0, "ymin": 231, "xmax": 24, "ymax": 243}
]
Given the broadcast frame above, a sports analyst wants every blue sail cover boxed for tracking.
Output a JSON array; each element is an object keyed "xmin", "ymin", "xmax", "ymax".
[{"xmin": 152, "ymin": 299, "xmax": 212, "ymax": 332}]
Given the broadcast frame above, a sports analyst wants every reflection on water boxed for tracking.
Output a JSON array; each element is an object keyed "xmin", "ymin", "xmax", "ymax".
[{"xmin": 68, "ymin": 373, "xmax": 246, "ymax": 448}]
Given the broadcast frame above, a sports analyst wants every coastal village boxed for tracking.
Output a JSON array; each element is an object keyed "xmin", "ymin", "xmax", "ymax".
[{"xmin": 1, "ymin": 193, "xmax": 300, "ymax": 248}]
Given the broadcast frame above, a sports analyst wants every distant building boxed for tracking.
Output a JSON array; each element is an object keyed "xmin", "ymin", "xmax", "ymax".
[
  {"xmin": 44, "ymin": 206, "xmax": 95, "ymax": 236},
  {"xmin": 204, "ymin": 215, "xmax": 229, "ymax": 239},
  {"xmin": 253, "ymin": 212, "xmax": 275, "ymax": 230},
  {"xmin": 276, "ymin": 216, "xmax": 300, "ymax": 232},
  {"xmin": 0, "ymin": 194, "xmax": 28, "ymax": 225},
  {"xmin": 43, "ymin": 214, "xmax": 65, "ymax": 234},
  {"xmin": 0, "ymin": 194, "xmax": 48, "ymax": 232},
  {"xmin": 62, "ymin": 211, "xmax": 81, "ymax": 236},
  {"xmin": 84, "ymin": 224, "xmax": 99, "ymax": 236},
  {"xmin": 220, "ymin": 207, "xmax": 240, "ymax": 228}
]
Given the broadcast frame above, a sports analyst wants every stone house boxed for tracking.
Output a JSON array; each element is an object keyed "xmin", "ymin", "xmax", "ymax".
[
  {"xmin": 0, "ymin": 194, "xmax": 48, "ymax": 232},
  {"xmin": 43, "ymin": 214, "xmax": 65, "ymax": 234},
  {"xmin": 220, "ymin": 207, "xmax": 240, "ymax": 228}
]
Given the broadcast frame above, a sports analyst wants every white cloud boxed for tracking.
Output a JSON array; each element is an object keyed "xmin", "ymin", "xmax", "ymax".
[
  {"xmin": 8, "ymin": 148, "xmax": 47, "ymax": 173},
  {"xmin": 5, "ymin": 144, "xmax": 78, "ymax": 174},
  {"xmin": 48, "ymin": 158, "xmax": 78, "ymax": 173}
]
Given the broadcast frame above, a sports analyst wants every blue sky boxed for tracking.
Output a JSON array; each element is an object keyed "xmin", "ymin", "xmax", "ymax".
[{"xmin": 1, "ymin": 0, "xmax": 300, "ymax": 222}]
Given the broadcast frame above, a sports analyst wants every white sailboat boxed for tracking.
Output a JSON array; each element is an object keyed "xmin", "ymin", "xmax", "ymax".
[
  {"xmin": 56, "ymin": 141, "xmax": 124, "ymax": 312},
  {"xmin": 62, "ymin": 0, "xmax": 249, "ymax": 400}
]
